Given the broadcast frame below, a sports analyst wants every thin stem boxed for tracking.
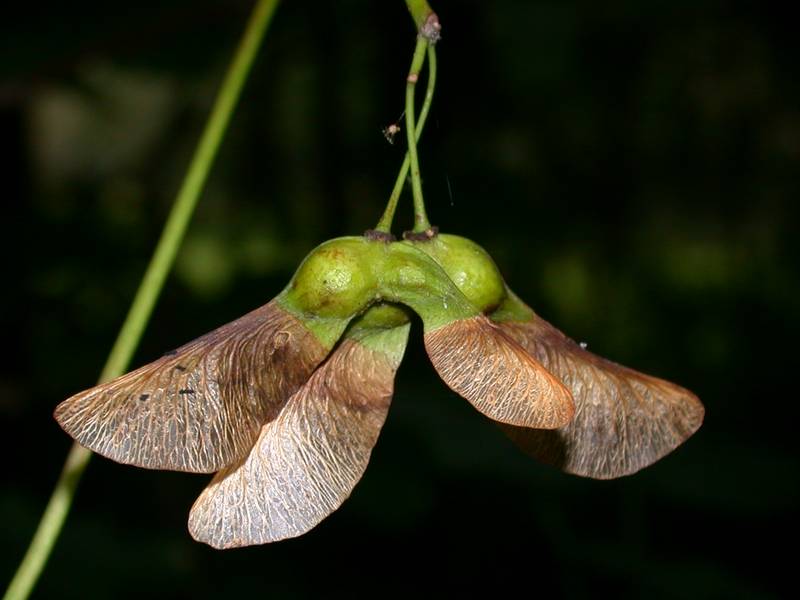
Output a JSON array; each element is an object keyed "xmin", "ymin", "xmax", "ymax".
[
  {"xmin": 404, "ymin": 0, "xmax": 435, "ymax": 31},
  {"xmin": 3, "ymin": 2, "xmax": 281, "ymax": 599},
  {"xmin": 405, "ymin": 36, "xmax": 431, "ymax": 233},
  {"xmin": 373, "ymin": 45, "xmax": 437, "ymax": 234},
  {"xmin": 417, "ymin": 47, "xmax": 437, "ymax": 140}
]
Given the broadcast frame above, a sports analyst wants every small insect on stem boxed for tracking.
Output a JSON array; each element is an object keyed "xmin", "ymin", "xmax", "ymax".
[{"xmin": 382, "ymin": 123, "xmax": 402, "ymax": 145}]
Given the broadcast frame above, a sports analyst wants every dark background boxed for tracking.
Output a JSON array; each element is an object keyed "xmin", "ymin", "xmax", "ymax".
[{"xmin": 2, "ymin": 0, "xmax": 797, "ymax": 597}]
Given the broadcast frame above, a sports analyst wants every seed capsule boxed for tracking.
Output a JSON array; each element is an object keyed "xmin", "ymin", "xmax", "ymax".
[{"xmin": 402, "ymin": 233, "xmax": 506, "ymax": 313}]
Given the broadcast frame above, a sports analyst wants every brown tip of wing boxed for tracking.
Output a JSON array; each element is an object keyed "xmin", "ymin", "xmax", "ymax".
[
  {"xmin": 188, "ymin": 328, "xmax": 407, "ymax": 548},
  {"xmin": 53, "ymin": 301, "xmax": 328, "ymax": 473},
  {"xmin": 424, "ymin": 315, "xmax": 575, "ymax": 429},
  {"xmin": 498, "ymin": 316, "xmax": 704, "ymax": 479}
]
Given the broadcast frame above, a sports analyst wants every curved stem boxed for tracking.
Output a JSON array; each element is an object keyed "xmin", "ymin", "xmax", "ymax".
[
  {"xmin": 3, "ymin": 2, "xmax": 281, "ymax": 598},
  {"xmin": 405, "ymin": 37, "xmax": 431, "ymax": 233},
  {"xmin": 417, "ymin": 47, "xmax": 437, "ymax": 140},
  {"xmin": 373, "ymin": 45, "xmax": 437, "ymax": 234}
]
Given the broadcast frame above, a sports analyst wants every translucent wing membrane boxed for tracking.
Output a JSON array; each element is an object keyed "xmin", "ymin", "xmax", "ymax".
[
  {"xmin": 54, "ymin": 301, "xmax": 328, "ymax": 473},
  {"xmin": 424, "ymin": 315, "xmax": 575, "ymax": 429},
  {"xmin": 497, "ymin": 312, "xmax": 704, "ymax": 479},
  {"xmin": 188, "ymin": 324, "xmax": 409, "ymax": 548}
]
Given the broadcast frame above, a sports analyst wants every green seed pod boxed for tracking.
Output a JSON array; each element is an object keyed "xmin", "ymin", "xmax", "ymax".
[
  {"xmin": 278, "ymin": 236, "xmax": 479, "ymax": 348},
  {"xmin": 402, "ymin": 233, "xmax": 506, "ymax": 313},
  {"xmin": 377, "ymin": 242, "xmax": 478, "ymax": 329},
  {"xmin": 285, "ymin": 237, "xmax": 377, "ymax": 320}
]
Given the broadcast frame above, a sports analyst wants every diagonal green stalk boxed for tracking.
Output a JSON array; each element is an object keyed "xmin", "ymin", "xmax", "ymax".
[
  {"xmin": 374, "ymin": 45, "xmax": 437, "ymax": 234},
  {"xmin": 3, "ymin": 1, "xmax": 281, "ymax": 598}
]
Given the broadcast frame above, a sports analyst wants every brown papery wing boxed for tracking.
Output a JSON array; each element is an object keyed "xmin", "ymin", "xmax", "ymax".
[
  {"xmin": 498, "ymin": 315, "xmax": 704, "ymax": 479},
  {"xmin": 188, "ymin": 328, "xmax": 408, "ymax": 548},
  {"xmin": 424, "ymin": 315, "xmax": 575, "ymax": 429},
  {"xmin": 54, "ymin": 301, "xmax": 328, "ymax": 473}
]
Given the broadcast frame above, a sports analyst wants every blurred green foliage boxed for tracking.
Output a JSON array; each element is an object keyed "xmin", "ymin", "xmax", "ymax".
[{"xmin": 2, "ymin": 0, "xmax": 797, "ymax": 597}]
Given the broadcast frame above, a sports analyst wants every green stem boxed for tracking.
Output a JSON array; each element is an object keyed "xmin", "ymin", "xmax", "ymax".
[
  {"xmin": 404, "ymin": 0, "xmax": 435, "ymax": 31},
  {"xmin": 3, "ymin": 2, "xmax": 281, "ymax": 598},
  {"xmin": 405, "ymin": 36, "xmax": 431, "ymax": 233},
  {"xmin": 373, "ymin": 45, "xmax": 437, "ymax": 234},
  {"xmin": 417, "ymin": 47, "xmax": 437, "ymax": 141}
]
